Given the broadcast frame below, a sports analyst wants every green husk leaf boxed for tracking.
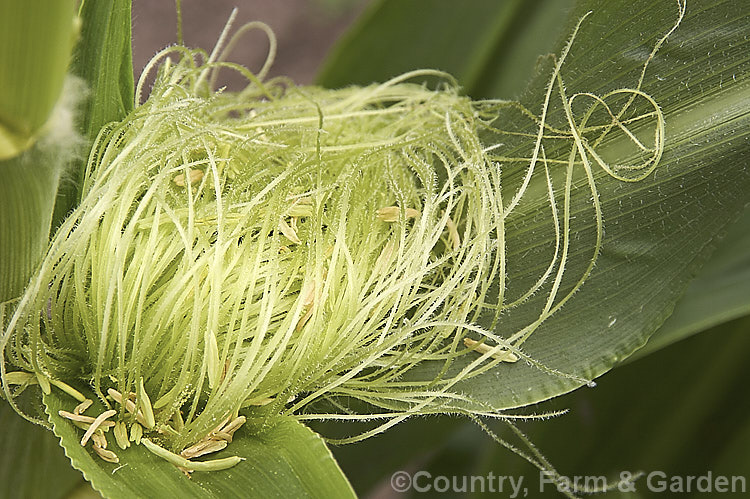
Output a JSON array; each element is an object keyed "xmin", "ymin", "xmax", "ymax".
[
  {"xmin": 44, "ymin": 388, "xmax": 355, "ymax": 499},
  {"xmin": 0, "ymin": 150, "xmax": 63, "ymax": 302},
  {"xmin": 53, "ymin": 0, "xmax": 134, "ymax": 228},
  {"xmin": 0, "ymin": 0, "xmax": 77, "ymax": 160},
  {"xmin": 73, "ymin": 0, "xmax": 133, "ymax": 140}
]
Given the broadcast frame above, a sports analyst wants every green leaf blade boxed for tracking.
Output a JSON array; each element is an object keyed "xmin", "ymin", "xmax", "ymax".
[
  {"xmin": 485, "ymin": 0, "xmax": 750, "ymax": 404},
  {"xmin": 478, "ymin": 315, "xmax": 750, "ymax": 498},
  {"xmin": 44, "ymin": 390, "xmax": 355, "ymax": 499},
  {"xmin": 319, "ymin": 0, "xmax": 523, "ymax": 91},
  {"xmin": 318, "ymin": 0, "xmax": 575, "ymax": 98},
  {"xmin": 72, "ymin": 0, "xmax": 134, "ymax": 141},
  {"xmin": 0, "ymin": 402, "xmax": 83, "ymax": 499},
  {"xmin": 332, "ymin": 0, "xmax": 750, "ymax": 409},
  {"xmin": 633, "ymin": 201, "xmax": 750, "ymax": 360},
  {"xmin": 53, "ymin": 0, "xmax": 134, "ymax": 228}
]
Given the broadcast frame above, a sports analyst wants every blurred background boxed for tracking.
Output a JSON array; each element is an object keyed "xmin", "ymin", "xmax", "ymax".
[{"xmin": 131, "ymin": 0, "xmax": 369, "ymax": 87}]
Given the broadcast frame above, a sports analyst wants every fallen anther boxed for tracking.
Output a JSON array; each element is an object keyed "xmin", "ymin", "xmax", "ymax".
[
  {"xmin": 92, "ymin": 444, "xmax": 119, "ymax": 464},
  {"xmin": 278, "ymin": 217, "xmax": 301, "ymax": 244},
  {"xmin": 35, "ymin": 373, "xmax": 51, "ymax": 395},
  {"xmin": 81, "ymin": 409, "xmax": 117, "ymax": 446},
  {"xmin": 181, "ymin": 440, "xmax": 210, "ymax": 458},
  {"xmin": 129, "ymin": 422, "xmax": 143, "ymax": 444},
  {"xmin": 211, "ymin": 431, "xmax": 233, "ymax": 443},
  {"xmin": 173, "ymin": 168, "xmax": 204, "ymax": 187},
  {"xmin": 58, "ymin": 410, "xmax": 116, "ymax": 427},
  {"xmin": 49, "ymin": 379, "xmax": 86, "ymax": 402},
  {"xmin": 74, "ymin": 399, "xmax": 93, "ymax": 415},
  {"xmin": 183, "ymin": 440, "xmax": 228, "ymax": 459},
  {"xmin": 91, "ymin": 430, "xmax": 108, "ymax": 450},
  {"xmin": 463, "ymin": 338, "xmax": 519, "ymax": 363},
  {"xmin": 221, "ymin": 415, "xmax": 246, "ymax": 435},
  {"xmin": 137, "ymin": 377, "xmax": 156, "ymax": 429},
  {"xmin": 376, "ymin": 206, "xmax": 420, "ymax": 222},
  {"xmin": 445, "ymin": 215, "xmax": 461, "ymax": 251},
  {"xmin": 113, "ymin": 421, "xmax": 130, "ymax": 450},
  {"xmin": 2, "ymin": 371, "xmax": 36, "ymax": 385}
]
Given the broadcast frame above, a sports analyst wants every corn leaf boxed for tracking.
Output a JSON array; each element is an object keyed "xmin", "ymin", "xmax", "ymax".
[
  {"xmin": 52, "ymin": 0, "xmax": 134, "ymax": 228},
  {"xmin": 0, "ymin": 401, "xmax": 83, "ymax": 499},
  {"xmin": 43, "ymin": 389, "xmax": 355, "ymax": 499},
  {"xmin": 320, "ymin": 0, "xmax": 750, "ymax": 409},
  {"xmin": 631, "ymin": 205, "xmax": 750, "ymax": 360},
  {"xmin": 73, "ymin": 0, "xmax": 134, "ymax": 141},
  {"xmin": 318, "ymin": 0, "xmax": 574, "ymax": 98}
]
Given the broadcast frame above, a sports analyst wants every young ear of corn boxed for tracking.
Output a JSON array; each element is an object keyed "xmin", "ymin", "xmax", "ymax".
[{"xmin": 0, "ymin": 0, "xmax": 78, "ymax": 161}]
